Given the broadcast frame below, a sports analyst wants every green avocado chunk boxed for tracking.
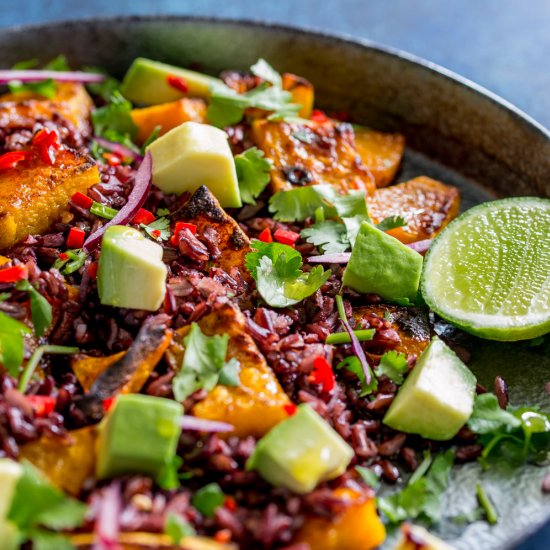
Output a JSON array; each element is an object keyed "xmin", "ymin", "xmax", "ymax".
[
  {"xmin": 246, "ymin": 404, "xmax": 354, "ymax": 494},
  {"xmin": 96, "ymin": 394, "xmax": 183, "ymax": 481},
  {"xmin": 342, "ymin": 220, "xmax": 423, "ymax": 304},
  {"xmin": 383, "ymin": 337, "xmax": 477, "ymax": 440},
  {"xmin": 120, "ymin": 57, "xmax": 223, "ymax": 105},
  {"xmin": 147, "ymin": 121, "xmax": 242, "ymax": 208},
  {"xmin": 97, "ymin": 225, "xmax": 167, "ymax": 311},
  {"xmin": 0, "ymin": 459, "xmax": 21, "ymax": 550}
]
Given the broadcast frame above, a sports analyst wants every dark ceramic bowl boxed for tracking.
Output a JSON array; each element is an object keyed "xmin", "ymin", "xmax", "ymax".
[{"xmin": 1, "ymin": 16, "xmax": 549, "ymax": 550}]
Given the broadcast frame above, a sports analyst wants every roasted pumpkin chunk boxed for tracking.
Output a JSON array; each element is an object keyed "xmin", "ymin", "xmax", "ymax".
[
  {"xmin": 251, "ymin": 119, "xmax": 376, "ymax": 195},
  {"xmin": 282, "ymin": 72, "xmax": 314, "ymax": 118},
  {"xmin": 0, "ymin": 148, "xmax": 99, "ymax": 250},
  {"xmin": 19, "ymin": 426, "xmax": 96, "ymax": 496},
  {"xmin": 173, "ymin": 185, "xmax": 251, "ymax": 278},
  {"xmin": 0, "ymin": 82, "xmax": 93, "ymax": 136},
  {"xmin": 367, "ymin": 176, "xmax": 460, "ymax": 243},
  {"xmin": 354, "ymin": 126, "xmax": 405, "ymax": 187},
  {"xmin": 172, "ymin": 303, "xmax": 290, "ymax": 438},
  {"xmin": 294, "ymin": 488, "xmax": 386, "ymax": 550},
  {"xmin": 354, "ymin": 304, "xmax": 431, "ymax": 359},
  {"xmin": 71, "ymin": 351, "xmax": 126, "ymax": 392},
  {"xmin": 131, "ymin": 98, "xmax": 207, "ymax": 144}
]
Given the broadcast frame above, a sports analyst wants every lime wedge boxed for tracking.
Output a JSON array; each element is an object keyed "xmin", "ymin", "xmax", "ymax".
[{"xmin": 421, "ymin": 197, "xmax": 550, "ymax": 341}]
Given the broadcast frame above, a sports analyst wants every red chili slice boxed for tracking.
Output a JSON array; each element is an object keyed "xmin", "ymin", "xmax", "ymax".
[
  {"xmin": 171, "ymin": 221, "xmax": 197, "ymax": 245},
  {"xmin": 284, "ymin": 403, "xmax": 298, "ymax": 416},
  {"xmin": 310, "ymin": 109, "xmax": 328, "ymax": 122},
  {"xmin": 0, "ymin": 264, "xmax": 28, "ymax": 283},
  {"xmin": 102, "ymin": 396, "xmax": 116, "ymax": 412},
  {"xmin": 166, "ymin": 74, "xmax": 189, "ymax": 93},
  {"xmin": 0, "ymin": 151, "xmax": 32, "ymax": 171},
  {"xmin": 66, "ymin": 227, "xmax": 86, "ymax": 249},
  {"xmin": 258, "ymin": 228, "xmax": 273, "ymax": 243},
  {"xmin": 309, "ymin": 355, "xmax": 335, "ymax": 393},
  {"xmin": 33, "ymin": 128, "xmax": 60, "ymax": 165},
  {"xmin": 273, "ymin": 228, "xmax": 300, "ymax": 246},
  {"xmin": 103, "ymin": 152, "xmax": 122, "ymax": 166},
  {"xmin": 71, "ymin": 191, "xmax": 93, "ymax": 209},
  {"xmin": 224, "ymin": 496, "xmax": 237, "ymax": 512},
  {"xmin": 132, "ymin": 208, "xmax": 156, "ymax": 225},
  {"xmin": 59, "ymin": 252, "xmax": 69, "ymax": 261},
  {"xmin": 87, "ymin": 261, "xmax": 98, "ymax": 279},
  {"xmin": 26, "ymin": 395, "xmax": 56, "ymax": 417}
]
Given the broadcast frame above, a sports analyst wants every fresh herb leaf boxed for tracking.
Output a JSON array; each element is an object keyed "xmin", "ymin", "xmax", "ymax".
[
  {"xmin": 158, "ymin": 455, "xmax": 184, "ymax": 491},
  {"xmin": 15, "ymin": 280, "xmax": 52, "ymax": 338},
  {"xmin": 0, "ymin": 311, "xmax": 31, "ymax": 376},
  {"xmin": 43, "ymin": 55, "xmax": 70, "ymax": 71},
  {"xmin": 172, "ymin": 324, "xmax": 234, "ymax": 401},
  {"xmin": 376, "ymin": 215, "xmax": 407, "ymax": 232},
  {"xmin": 476, "ymin": 482, "xmax": 498, "ymax": 525},
  {"xmin": 375, "ymin": 350, "xmax": 409, "ymax": 385},
  {"xmin": 157, "ymin": 207, "xmax": 171, "ymax": 217},
  {"xmin": 83, "ymin": 66, "xmax": 121, "ymax": 101},
  {"xmin": 192, "ymin": 483, "xmax": 225, "ymax": 517},
  {"xmin": 377, "ymin": 449, "xmax": 454, "ymax": 526},
  {"xmin": 301, "ymin": 220, "xmax": 350, "ymax": 254},
  {"xmin": 336, "ymin": 355, "xmax": 377, "ymax": 396},
  {"xmin": 142, "ymin": 124, "xmax": 162, "ymax": 151},
  {"xmin": 356, "ymin": 465, "xmax": 381, "ymax": 489},
  {"xmin": 8, "ymin": 79, "xmax": 57, "ymax": 98},
  {"xmin": 250, "ymin": 58, "xmax": 282, "ymax": 87},
  {"xmin": 245, "ymin": 240, "xmax": 330, "ymax": 308},
  {"xmin": 91, "ymin": 90, "xmax": 138, "ymax": 149},
  {"xmin": 26, "ymin": 529, "xmax": 75, "ymax": 550},
  {"xmin": 467, "ymin": 393, "xmax": 521, "ymax": 434},
  {"xmin": 165, "ymin": 512, "xmax": 196, "ymax": 544},
  {"xmin": 219, "ymin": 357, "xmax": 241, "ymax": 386},
  {"xmin": 235, "ymin": 147, "xmax": 273, "ymax": 204},
  {"xmin": 12, "ymin": 59, "xmax": 39, "ymax": 70},
  {"xmin": 141, "ymin": 217, "xmax": 170, "ymax": 242},
  {"xmin": 8, "ymin": 460, "xmax": 86, "ymax": 547}
]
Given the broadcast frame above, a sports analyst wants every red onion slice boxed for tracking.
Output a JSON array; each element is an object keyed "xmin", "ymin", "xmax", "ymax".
[
  {"xmin": 180, "ymin": 415, "xmax": 234, "ymax": 433},
  {"xmin": 307, "ymin": 252, "xmax": 351, "ymax": 264},
  {"xmin": 406, "ymin": 239, "xmax": 432, "ymax": 256},
  {"xmin": 92, "ymin": 481, "xmax": 121, "ymax": 550},
  {"xmin": 0, "ymin": 70, "xmax": 105, "ymax": 84},
  {"xmin": 341, "ymin": 316, "xmax": 372, "ymax": 384},
  {"xmin": 83, "ymin": 151, "xmax": 152, "ymax": 252},
  {"xmin": 94, "ymin": 137, "xmax": 144, "ymax": 163}
]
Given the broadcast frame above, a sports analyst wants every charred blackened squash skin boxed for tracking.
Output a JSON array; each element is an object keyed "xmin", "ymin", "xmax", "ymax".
[
  {"xmin": 172, "ymin": 185, "xmax": 251, "ymax": 279},
  {"xmin": 73, "ymin": 315, "xmax": 172, "ymax": 422},
  {"xmin": 251, "ymin": 119, "xmax": 376, "ymax": 195}
]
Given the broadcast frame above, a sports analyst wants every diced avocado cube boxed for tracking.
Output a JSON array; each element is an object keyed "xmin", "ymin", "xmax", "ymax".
[
  {"xmin": 383, "ymin": 337, "xmax": 476, "ymax": 440},
  {"xmin": 147, "ymin": 121, "xmax": 242, "ymax": 208},
  {"xmin": 246, "ymin": 404, "xmax": 354, "ymax": 494},
  {"xmin": 97, "ymin": 225, "xmax": 167, "ymax": 311},
  {"xmin": 96, "ymin": 394, "xmax": 183, "ymax": 481},
  {"xmin": 120, "ymin": 57, "xmax": 222, "ymax": 105},
  {"xmin": 0, "ymin": 459, "xmax": 22, "ymax": 550},
  {"xmin": 342, "ymin": 221, "xmax": 423, "ymax": 304},
  {"xmin": 394, "ymin": 524, "xmax": 454, "ymax": 550}
]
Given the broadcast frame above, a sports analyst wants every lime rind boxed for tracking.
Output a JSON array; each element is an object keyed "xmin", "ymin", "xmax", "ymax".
[{"xmin": 421, "ymin": 197, "xmax": 550, "ymax": 341}]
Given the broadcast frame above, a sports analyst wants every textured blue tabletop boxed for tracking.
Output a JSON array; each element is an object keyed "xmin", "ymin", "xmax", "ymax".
[{"xmin": 1, "ymin": 1, "xmax": 549, "ymax": 549}]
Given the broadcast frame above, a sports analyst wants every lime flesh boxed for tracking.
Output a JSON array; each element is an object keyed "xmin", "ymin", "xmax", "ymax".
[{"xmin": 421, "ymin": 197, "xmax": 550, "ymax": 341}]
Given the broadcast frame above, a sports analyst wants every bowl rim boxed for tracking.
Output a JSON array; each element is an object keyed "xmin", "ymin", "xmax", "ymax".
[{"xmin": 1, "ymin": 13, "xmax": 548, "ymax": 550}]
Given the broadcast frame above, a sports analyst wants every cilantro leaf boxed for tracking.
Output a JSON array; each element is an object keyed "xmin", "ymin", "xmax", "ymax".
[
  {"xmin": 141, "ymin": 217, "xmax": 171, "ymax": 242},
  {"xmin": 0, "ymin": 311, "xmax": 31, "ymax": 376},
  {"xmin": 142, "ymin": 124, "xmax": 162, "ymax": 151},
  {"xmin": 165, "ymin": 512, "xmax": 196, "ymax": 544},
  {"xmin": 467, "ymin": 393, "xmax": 521, "ymax": 434},
  {"xmin": 336, "ymin": 355, "xmax": 377, "ymax": 396},
  {"xmin": 376, "ymin": 215, "xmax": 407, "ymax": 232},
  {"xmin": 8, "ymin": 56, "xmax": 69, "ymax": 99},
  {"xmin": 235, "ymin": 147, "xmax": 273, "ymax": 204},
  {"xmin": 83, "ymin": 66, "xmax": 121, "ymax": 101},
  {"xmin": 356, "ymin": 465, "xmax": 381, "ymax": 489},
  {"xmin": 191, "ymin": 483, "xmax": 225, "ymax": 517},
  {"xmin": 377, "ymin": 449, "xmax": 454, "ymax": 526},
  {"xmin": 43, "ymin": 55, "xmax": 70, "ymax": 71},
  {"xmin": 158, "ymin": 455, "xmax": 184, "ymax": 491},
  {"xmin": 26, "ymin": 529, "xmax": 75, "ymax": 550},
  {"xmin": 15, "ymin": 280, "xmax": 52, "ymax": 338},
  {"xmin": 375, "ymin": 350, "xmax": 409, "ymax": 385},
  {"xmin": 91, "ymin": 90, "xmax": 138, "ymax": 149},
  {"xmin": 301, "ymin": 220, "xmax": 350, "ymax": 254},
  {"xmin": 172, "ymin": 324, "xmax": 238, "ymax": 401},
  {"xmin": 250, "ymin": 58, "xmax": 282, "ymax": 87},
  {"xmin": 245, "ymin": 240, "xmax": 330, "ymax": 308}
]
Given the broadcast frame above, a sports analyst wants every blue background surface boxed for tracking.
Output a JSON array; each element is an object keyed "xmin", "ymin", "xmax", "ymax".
[{"xmin": 1, "ymin": 1, "xmax": 549, "ymax": 548}]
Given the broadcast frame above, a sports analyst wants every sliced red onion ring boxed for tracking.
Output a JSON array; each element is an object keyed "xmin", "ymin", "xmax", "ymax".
[
  {"xmin": 83, "ymin": 151, "xmax": 152, "ymax": 252},
  {"xmin": 0, "ymin": 70, "xmax": 105, "ymax": 84},
  {"xmin": 341, "ymin": 316, "xmax": 372, "ymax": 384},
  {"xmin": 92, "ymin": 481, "xmax": 121, "ymax": 550},
  {"xmin": 94, "ymin": 137, "xmax": 144, "ymax": 163},
  {"xmin": 180, "ymin": 415, "xmax": 234, "ymax": 433},
  {"xmin": 308, "ymin": 252, "xmax": 351, "ymax": 264},
  {"xmin": 406, "ymin": 239, "xmax": 432, "ymax": 256}
]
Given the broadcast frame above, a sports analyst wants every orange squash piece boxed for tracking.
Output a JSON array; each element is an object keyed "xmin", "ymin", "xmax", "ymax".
[
  {"xmin": 71, "ymin": 352, "xmax": 126, "ymax": 392},
  {"xmin": 367, "ymin": 176, "xmax": 460, "ymax": 244},
  {"xmin": 0, "ymin": 82, "xmax": 93, "ymax": 136},
  {"xmin": 19, "ymin": 426, "xmax": 96, "ymax": 496},
  {"xmin": 294, "ymin": 488, "xmax": 386, "ymax": 550},
  {"xmin": 131, "ymin": 98, "xmax": 207, "ymax": 144},
  {"xmin": 171, "ymin": 303, "xmax": 290, "ymax": 438},
  {"xmin": 0, "ymin": 148, "xmax": 99, "ymax": 250},
  {"xmin": 251, "ymin": 119, "xmax": 375, "ymax": 195},
  {"xmin": 354, "ymin": 126, "xmax": 405, "ymax": 187},
  {"xmin": 282, "ymin": 72, "xmax": 314, "ymax": 118}
]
